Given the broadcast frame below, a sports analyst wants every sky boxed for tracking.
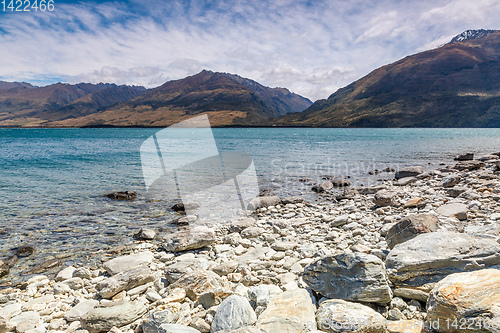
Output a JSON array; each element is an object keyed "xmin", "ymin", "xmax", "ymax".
[{"xmin": 1, "ymin": 0, "xmax": 500, "ymax": 101}]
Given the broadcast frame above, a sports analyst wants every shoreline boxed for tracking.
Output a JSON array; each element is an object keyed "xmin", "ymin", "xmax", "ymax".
[{"xmin": 1, "ymin": 151, "xmax": 500, "ymax": 332}]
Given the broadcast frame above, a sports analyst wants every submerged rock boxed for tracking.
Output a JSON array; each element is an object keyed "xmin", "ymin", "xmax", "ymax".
[
  {"xmin": 312, "ymin": 181, "xmax": 333, "ymax": 193},
  {"xmin": 105, "ymin": 191, "xmax": 137, "ymax": 200},
  {"xmin": 0, "ymin": 260, "xmax": 9, "ymax": 278}
]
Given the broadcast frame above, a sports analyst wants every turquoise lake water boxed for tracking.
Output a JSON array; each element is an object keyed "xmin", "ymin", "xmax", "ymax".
[{"xmin": 2, "ymin": 127, "xmax": 500, "ymax": 284}]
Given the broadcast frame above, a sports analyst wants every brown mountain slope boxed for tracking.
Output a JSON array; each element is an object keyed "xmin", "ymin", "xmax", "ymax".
[
  {"xmin": 0, "ymin": 83, "xmax": 146, "ymax": 127},
  {"xmin": 48, "ymin": 70, "xmax": 312, "ymax": 127},
  {"xmin": 274, "ymin": 29, "xmax": 500, "ymax": 127}
]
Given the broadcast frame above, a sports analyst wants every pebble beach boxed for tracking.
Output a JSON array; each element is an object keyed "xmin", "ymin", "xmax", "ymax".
[{"xmin": 2, "ymin": 150, "xmax": 500, "ymax": 333}]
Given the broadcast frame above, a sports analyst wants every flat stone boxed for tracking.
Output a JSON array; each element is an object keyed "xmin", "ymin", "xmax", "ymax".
[
  {"xmin": 403, "ymin": 198, "xmax": 424, "ymax": 208},
  {"xmin": 426, "ymin": 269, "xmax": 500, "ymax": 332},
  {"xmin": 56, "ymin": 266, "xmax": 76, "ymax": 281},
  {"xmin": 386, "ymin": 214, "xmax": 438, "ymax": 249},
  {"xmin": 386, "ymin": 231, "xmax": 500, "ymax": 290},
  {"xmin": 446, "ymin": 187, "xmax": 468, "ymax": 198},
  {"xmin": 256, "ymin": 289, "xmax": 316, "ymax": 333},
  {"xmin": 247, "ymin": 196, "xmax": 280, "ymax": 211},
  {"xmin": 211, "ymin": 295, "xmax": 257, "ymax": 332},
  {"xmin": 97, "ymin": 264, "xmax": 155, "ymax": 298},
  {"xmin": 212, "ymin": 261, "xmax": 238, "ymax": 276},
  {"xmin": 454, "ymin": 160, "xmax": 485, "ymax": 171},
  {"xmin": 240, "ymin": 227, "xmax": 265, "ymax": 238},
  {"xmin": 163, "ymin": 227, "xmax": 216, "ymax": 252},
  {"xmin": 395, "ymin": 166, "xmax": 424, "ymax": 180},
  {"xmin": 103, "ymin": 251, "xmax": 154, "ymax": 275},
  {"xmin": 271, "ymin": 241, "xmax": 298, "ymax": 251},
  {"xmin": 65, "ymin": 300, "xmax": 100, "ymax": 322},
  {"xmin": 165, "ymin": 257, "xmax": 210, "ymax": 283},
  {"xmin": 157, "ymin": 324, "xmax": 201, "ymax": 333},
  {"xmin": 81, "ymin": 301, "xmax": 148, "ymax": 333},
  {"xmin": 303, "ymin": 253, "xmax": 392, "ymax": 304},
  {"xmin": 10, "ymin": 311, "xmax": 40, "ymax": 332},
  {"xmin": 454, "ymin": 153, "xmax": 474, "ymax": 161},
  {"xmin": 393, "ymin": 288, "xmax": 429, "ymax": 303},
  {"xmin": 316, "ymin": 299, "xmax": 386, "ymax": 333},
  {"xmin": 142, "ymin": 308, "xmax": 180, "ymax": 333},
  {"xmin": 396, "ymin": 177, "xmax": 416, "ymax": 186},
  {"xmin": 229, "ymin": 218, "xmax": 256, "ymax": 233},
  {"xmin": 436, "ymin": 203, "xmax": 468, "ymax": 220},
  {"xmin": 281, "ymin": 196, "xmax": 304, "ymax": 204}
]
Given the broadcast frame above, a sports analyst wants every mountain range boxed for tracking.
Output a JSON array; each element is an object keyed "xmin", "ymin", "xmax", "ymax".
[
  {"xmin": 0, "ymin": 71, "xmax": 312, "ymax": 127},
  {"xmin": 273, "ymin": 29, "xmax": 500, "ymax": 127},
  {"xmin": 1, "ymin": 29, "xmax": 500, "ymax": 128}
]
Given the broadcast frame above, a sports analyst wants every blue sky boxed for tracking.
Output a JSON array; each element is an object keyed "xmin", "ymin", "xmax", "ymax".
[{"xmin": 1, "ymin": 0, "xmax": 500, "ymax": 100}]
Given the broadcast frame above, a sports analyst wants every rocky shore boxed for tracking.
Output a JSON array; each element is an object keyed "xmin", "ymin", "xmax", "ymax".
[{"xmin": 2, "ymin": 151, "xmax": 500, "ymax": 333}]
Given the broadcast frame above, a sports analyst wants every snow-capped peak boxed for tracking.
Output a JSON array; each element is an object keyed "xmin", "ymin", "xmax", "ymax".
[{"xmin": 451, "ymin": 29, "xmax": 495, "ymax": 42}]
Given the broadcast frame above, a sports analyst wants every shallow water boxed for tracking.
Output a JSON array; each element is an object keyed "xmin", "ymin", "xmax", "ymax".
[{"xmin": 2, "ymin": 127, "xmax": 500, "ymax": 286}]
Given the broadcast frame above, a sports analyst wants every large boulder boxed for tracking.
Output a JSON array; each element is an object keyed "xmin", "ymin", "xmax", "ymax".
[
  {"xmin": 256, "ymin": 289, "xmax": 316, "ymax": 333},
  {"xmin": 163, "ymin": 227, "xmax": 216, "ymax": 252},
  {"xmin": 103, "ymin": 251, "xmax": 154, "ymax": 275},
  {"xmin": 210, "ymin": 295, "xmax": 257, "ymax": 333},
  {"xmin": 81, "ymin": 301, "xmax": 147, "ymax": 333},
  {"xmin": 395, "ymin": 166, "xmax": 424, "ymax": 180},
  {"xmin": 386, "ymin": 231, "xmax": 500, "ymax": 291},
  {"xmin": 316, "ymin": 299, "xmax": 386, "ymax": 333},
  {"xmin": 247, "ymin": 196, "xmax": 280, "ymax": 210},
  {"xmin": 426, "ymin": 269, "xmax": 500, "ymax": 332},
  {"xmin": 303, "ymin": 253, "xmax": 393, "ymax": 304},
  {"xmin": 386, "ymin": 214, "xmax": 438, "ymax": 249}
]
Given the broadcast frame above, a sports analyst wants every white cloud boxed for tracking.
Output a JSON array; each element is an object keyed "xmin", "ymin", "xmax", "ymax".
[{"xmin": 1, "ymin": 0, "xmax": 500, "ymax": 101}]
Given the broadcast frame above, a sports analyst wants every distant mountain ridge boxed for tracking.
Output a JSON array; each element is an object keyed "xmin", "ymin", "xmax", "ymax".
[
  {"xmin": 44, "ymin": 70, "xmax": 312, "ymax": 127},
  {"xmin": 0, "ymin": 71, "xmax": 312, "ymax": 127},
  {"xmin": 273, "ymin": 29, "xmax": 500, "ymax": 127}
]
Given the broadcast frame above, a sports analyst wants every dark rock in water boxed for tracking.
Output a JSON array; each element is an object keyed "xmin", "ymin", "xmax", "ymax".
[
  {"xmin": 331, "ymin": 179, "xmax": 351, "ymax": 187},
  {"xmin": 27, "ymin": 259, "xmax": 62, "ymax": 274},
  {"xmin": 454, "ymin": 160, "xmax": 485, "ymax": 171},
  {"xmin": 133, "ymin": 228, "xmax": 156, "ymax": 241},
  {"xmin": 395, "ymin": 166, "xmax": 424, "ymax": 180},
  {"xmin": 106, "ymin": 191, "xmax": 137, "ymax": 200},
  {"xmin": 454, "ymin": 153, "xmax": 474, "ymax": 161},
  {"xmin": 15, "ymin": 245, "xmax": 35, "ymax": 257},
  {"xmin": 281, "ymin": 196, "xmax": 304, "ymax": 205},
  {"xmin": 171, "ymin": 202, "xmax": 200, "ymax": 212},
  {"xmin": 0, "ymin": 228, "xmax": 7, "ymax": 235},
  {"xmin": 7, "ymin": 255, "xmax": 18, "ymax": 266},
  {"xmin": 312, "ymin": 181, "xmax": 333, "ymax": 193},
  {"xmin": 0, "ymin": 260, "xmax": 9, "ymax": 278}
]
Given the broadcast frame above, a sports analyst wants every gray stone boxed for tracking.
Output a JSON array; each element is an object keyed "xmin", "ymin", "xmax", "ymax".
[
  {"xmin": 439, "ymin": 174, "xmax": 460, "ymax": 188},
  {"xmin": 454, "ymin": 153, "xmax": 474, "ymax": 161},
  {"xmin": 271, "ymin": 241, "xmax": 298, "ymax": 251},
  {"xmin": 56, "ymin": 266, "xmax": 76, "ymax": 281},
  {"xmin": 446, "ymin": 187, "xmax": 467, "ymax": 198},
  {"xmin": 134, "ymin": 228, "xmax": 156, "ymax": 240},
  {"xmin": 10, "ymin": 311, "xmax": 40, "ymax": 333},
  {"xmin": 247, "ymin": 196, "xmax": 280, "ymax": 211},
  {"xmin": 247, "ymin": 284, "xmax": 282, "ymax": 308},
  {"xmin": 281, "ymin": 196, "xmax": 304, "ymax": 204},
  {"xmin": 81, "ymin": 301, "xmax": 148, "ymax": 333},
  {"xmin": 256, "ymin": 289, "xmax": 316, "ymax": 333},
  {"xmin": 436, "ymin": 202, "xmax": 468, "ymax": 220},
  {"xmin": 386, "ymin": 214, "xmax": 438, "ymax": 249},
  {"xmin": 373, "ymin": 190, "xmax": 397, "ymax": 207},
  {"xmin": 62, "ymin": 277, "xmax": 84, "ymax": 290},
  {"xmin": 211, "ymin": 295, "xmax": 257, "ymax": 333},
  {"xmin": 142, "ymin": 308, "xmax": 179, "ymax": 333},
  {"xmin": 303, "ymin": 253, "xmax": 393, "ymax": 304},
  {"xmin": 97, "ymin": 264, "xmax": 155, "ymax": 298},
  {"xmin": 331, "ymin": 215, "xmax": 350, "ymax": 227},
  {"xmin": 158, "ymin": 324, "xmax": 201, "ymax": 333},
  {"xmin": 229, "ymin": 218, "xmax": 256, "ymax": 233},
  {"xmin": 163, "ymin": 227, "xmax": 216, "ymax": 252},
  {"xmin": 331, "ymin": 179, "xmax": 350, "ymax": 187},
  {"xmin": 477, "ymin": 154, "xmax": 498, "ymax": 161},
  {"xmin": 65, "ymin": 300, "xmax": 100, "ymax": 322},
  {"xmin": 212, "ymin": 261, "xmax": 238, "ymax": 276},
  {"xmin": 312, "ymin": 181, "xmax": 333, "ymax": 193},
  {"xmin": 386, "ymin": 231, "xmax": 500, "ymax": 290},
  {"xmin": 393, "ymin": 288, "xmax": 429, "ymax": 302},
  {"xmin": 395, "ymin": 166, "xmax": 424, "ymax": 180},
  {"xmin": 165, "ymin": 257, "xmax": 210, "ymax": 283},
  {"xmin": 454, "ymin": 160, "xmax": 485, "ymax": 171},
  {"xmin": 73, "ymin": 267, "xmax": 92, "ymax": 279},
  {"xmin": 240, "ymin": 227, "xmax": 265, "ymax": 238},
  {"xmin": 103, "ymin": 251, "xmax": 154, "ymax": 275},
  {"xmin": 316, "ymin": 299, "xmax": 386, "ymax": 333}
]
